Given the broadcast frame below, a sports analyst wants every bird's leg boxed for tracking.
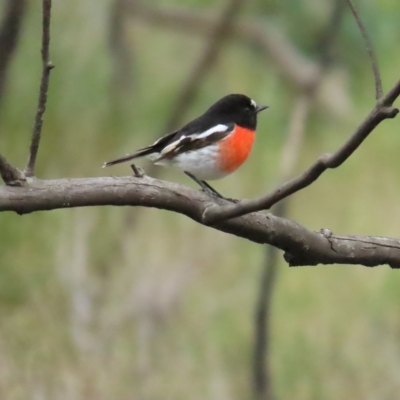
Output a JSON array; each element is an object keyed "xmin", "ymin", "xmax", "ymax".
[
  {"xmin": 184, "ymin": 171, "xmax": 224, "ymax": 199},
  {"xmin": 200, "ymin": 180, "xmax": 225, "ymax": 199}
]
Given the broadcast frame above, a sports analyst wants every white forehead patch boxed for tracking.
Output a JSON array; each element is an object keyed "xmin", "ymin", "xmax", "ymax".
[{"xmin": 251, "ymin": 99, "xmax": 257, "ymax": 108}]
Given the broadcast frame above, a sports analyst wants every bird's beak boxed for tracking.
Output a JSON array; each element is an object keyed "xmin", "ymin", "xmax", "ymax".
[{"xmin": 256, "ymin": 105, "xmax": 269, "ymax": 113}]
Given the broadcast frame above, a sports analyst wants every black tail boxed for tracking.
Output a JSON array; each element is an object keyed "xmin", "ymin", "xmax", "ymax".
[{"xmin": 102, "ymin": 147, "xmax": 155, "ymax": 168}]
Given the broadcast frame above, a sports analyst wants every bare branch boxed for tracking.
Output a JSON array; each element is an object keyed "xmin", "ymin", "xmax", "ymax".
[
  {"xmin": 163, "ymin": 0, "xmax": 245, "ymax": 133},
  {"xmin": 109, "ymin": 0, "xmax": 135, "ymax": 103},
  {"xmin": 0, "ymin": 175, "xmax": 400, "ymax": 268},
  {"xmin": 0, "ymin": 0, "xmax": 27, "ymax": 107},
  {"xmin": 0, "ymin": 153, "xmax": 24, "ymax": 185},
  {"xmin": 344, "ymin": 0, "xmax": 383, "ymax": 100},
  {"xmin": 203, "ymin": 80, "xmax": 400, "ymax": 224},
  {"xmin": 24, "ymin": 0, "xmax": 54, "ymax": 177},
  {"xmin": 253, "ymin": 4, "xmax": 346, "ymax": 394},
  {"xmin": 253, "ymin": 95, "xmax": 311, "ymax": 400}
]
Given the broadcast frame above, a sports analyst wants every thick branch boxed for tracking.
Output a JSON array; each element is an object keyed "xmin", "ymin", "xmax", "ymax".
[
  {"xmin": 25, "ymin": 0, "xmax": 54, "ymax": 177},
  {"xmin": 1, "ymin": 176, "xmax": 400, "ymax": 268},
  {"xmin": 203, "ymin": 80, "xmax": 400, "ymax": 224}
]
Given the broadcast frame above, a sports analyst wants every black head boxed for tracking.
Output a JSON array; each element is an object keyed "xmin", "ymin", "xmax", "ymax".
[{"xmin": 205, "ymin": 94, "xmax": 268, "ymax": 130}]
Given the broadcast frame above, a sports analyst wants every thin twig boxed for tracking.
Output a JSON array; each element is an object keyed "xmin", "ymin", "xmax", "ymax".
[
  {"xmin": 344, "ymin": 0, "xmax": 383, "ymax": 100},
  {"xmin": 109, "ymin": 0, "xmax": 134, "ymax": 105},
  {"xmin": 203, "ymin": 80, "xmax": 400, "ymax": 224},
  {"xmin": 0, "ymin": 0, "xmax": 27, "ymax": 109},
  {"xmin": 24, "ymin": 0, "xmax": 54, "ymax": 177}
]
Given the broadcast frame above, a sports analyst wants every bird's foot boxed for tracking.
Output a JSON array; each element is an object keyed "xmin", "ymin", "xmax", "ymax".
[
  {"xmin": 201, "ymin": 186, "xmax": 224, "ymax": 199},
  {"xmin": 200, "ymin": 187, "xmax": 238, "ymax": 203}
]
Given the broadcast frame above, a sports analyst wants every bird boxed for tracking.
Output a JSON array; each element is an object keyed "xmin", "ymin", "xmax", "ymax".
[{"xmin": 103, "ymin": 94, "xmax": 268, "ymax": 199}]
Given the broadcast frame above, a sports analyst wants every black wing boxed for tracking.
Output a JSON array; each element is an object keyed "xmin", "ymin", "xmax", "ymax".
[{"xmin": 153, "ymin": 123, "xmax": 234, "ymax": 162}]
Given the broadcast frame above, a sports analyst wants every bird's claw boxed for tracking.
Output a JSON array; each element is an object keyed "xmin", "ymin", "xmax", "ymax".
[{"xmin": 201, "ymin": 188, "xmax": 238, "ymax": 203}]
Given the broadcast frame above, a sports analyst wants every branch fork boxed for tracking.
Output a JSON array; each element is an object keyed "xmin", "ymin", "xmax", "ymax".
[
  {"xmin": 0, "ymin": 0, "xmax": 53, "ymax": 185},
  {"xmin": 201, "ymin": 79, "xmax": 400, "ymax": 225}
]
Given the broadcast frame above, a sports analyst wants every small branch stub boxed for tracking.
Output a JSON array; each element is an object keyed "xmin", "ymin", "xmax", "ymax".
[
  {"xmin": 0, "ymin": 153, "xmax": 25, "ymax": 185},
  {"xmin": 130, "ymin": 163, "xmax": 145, "ymax": 178}
]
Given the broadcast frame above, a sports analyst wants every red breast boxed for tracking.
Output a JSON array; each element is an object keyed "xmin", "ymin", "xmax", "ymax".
[{"xmin": 218, "ymin": 126, "xmax": 256, "ymax": 173}]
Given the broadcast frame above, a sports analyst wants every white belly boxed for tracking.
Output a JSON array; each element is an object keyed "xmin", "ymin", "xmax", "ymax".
[{"xmin": 151, "ymin": 145, "xmax": 229, "ymax": 180}]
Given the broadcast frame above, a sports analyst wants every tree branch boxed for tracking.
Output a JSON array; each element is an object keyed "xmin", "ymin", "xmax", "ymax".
[
  {"xmin": 344, "ymin": 0, "xmax": 383, "ymax": 100},
  {"xmin": 0, "ymin": 0, "xmax": 27, "ymax": 108},
  {"xmin": 0, "ymin": 153, "xmax": 24, "ymax": 185},
  {"xmin": 253, "ymin": 2, "xmax": 345, "ymax": 395},
  {"xmin": 109, "ymin": 0, "xmax": 135, "ymax": 104},
  {"xmin": 202, "ymin": 80, "xmax": 400, "ymax": 224},
  {"xmin": 24, "ymin": 0, "xmax": 54, "ymax": 177},
  {"xmin": 1, "ymin": 175, "xmax": 400, "ymax": 268}
]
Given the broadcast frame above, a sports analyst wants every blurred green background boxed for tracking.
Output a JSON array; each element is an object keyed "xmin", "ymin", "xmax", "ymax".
[{"xmin": 1, "ymin": 0, "xmax": 400, "ymax": 399}]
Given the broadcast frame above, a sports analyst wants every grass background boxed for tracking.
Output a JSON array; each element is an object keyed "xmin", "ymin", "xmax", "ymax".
[{"xmin": 1, "ymin": 0, "xmax": 400, "ymax": 398}]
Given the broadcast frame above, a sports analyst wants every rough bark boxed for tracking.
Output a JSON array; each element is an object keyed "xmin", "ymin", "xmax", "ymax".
[{"xmin": 1, "ymin": 175, "xmax": 400, "ymax": 268}]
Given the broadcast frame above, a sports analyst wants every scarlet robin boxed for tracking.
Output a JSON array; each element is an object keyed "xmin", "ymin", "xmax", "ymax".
[{"xmin": 103, "ymin": 94, "xmax": 268, "ymax": 198}]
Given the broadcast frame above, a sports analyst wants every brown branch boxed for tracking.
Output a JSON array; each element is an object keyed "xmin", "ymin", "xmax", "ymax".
[
  {"xmin": 109, "ymin": 0, "xmax": 135, "ymax": 104},
  {"xmin": 0, "ymin": 0, "xmax": 27, "ymax": 108},
  {"xmin": 24, "ymin": 0, "xmax": 54, "ymax": 177},
  {"xmin": 253, "ymin": 95, "xmax": 312, "ymax": 400},
  {"xmin": 203, "ymin": 79, "xmax": 400, "ymax": 224},
  {"xmin": 0, "ymin": 153, "xmax": 24, "ymax": 185},
  {"xmin": 1, "ymin": 175, "xmax": 400, "ymax": 268},
  {"xmin": 116, "ymin": 0, "xmax": 245, "ymax": 233},
  {"xmin": 344, "ymin": 0, "xmax": 383, "ymax": 100},
  {"xmin": 163, "ymin": 0, "xmax": 245, "ymax": 133},
  {"xmin": 252, "ymin": 1, "xmax": 345, "ymax": 391},
  {"xmin": 253, "ymin": 203, "xmax": 283, "ymax": 400}
]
